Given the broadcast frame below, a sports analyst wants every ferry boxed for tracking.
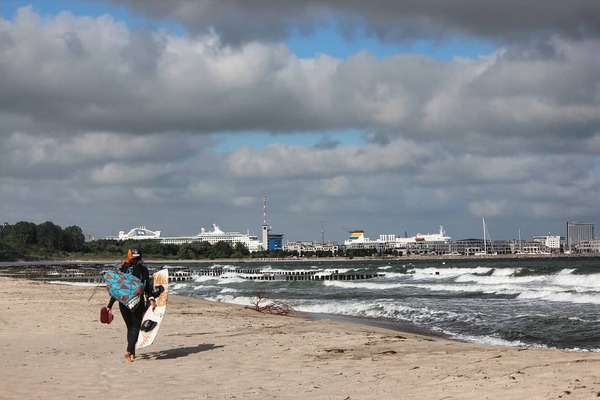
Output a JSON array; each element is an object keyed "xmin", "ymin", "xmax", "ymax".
[{"xmin": 344, "ymin": 226, "xmax": 451, "ymax": 247}]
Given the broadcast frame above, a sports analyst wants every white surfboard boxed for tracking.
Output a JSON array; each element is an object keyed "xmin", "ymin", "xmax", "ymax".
[{"xmin": 136, "ymin": 268, "xmax": 169, "ymax": 350}]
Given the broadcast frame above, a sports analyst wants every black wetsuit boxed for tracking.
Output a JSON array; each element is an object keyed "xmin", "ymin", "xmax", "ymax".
[{"xmin": 107, "ymin": 262, "xmax": 152, "ymax": 356}]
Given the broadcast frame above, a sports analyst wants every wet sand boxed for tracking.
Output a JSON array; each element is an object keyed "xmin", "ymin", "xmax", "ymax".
[{"xmin": 2, "ymin": 277, "xmax": 600, "ymax": 399}]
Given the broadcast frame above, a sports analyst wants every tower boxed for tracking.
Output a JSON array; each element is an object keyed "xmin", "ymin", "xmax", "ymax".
[{"xmin": 262, "ymin": 195, "xmax": 270, "ymax": 250}]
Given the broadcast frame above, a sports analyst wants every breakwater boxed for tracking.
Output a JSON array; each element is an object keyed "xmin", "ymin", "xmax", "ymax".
[{"xmin": 0, "ymin": 263, "xmax": 384, "ymax": 283}]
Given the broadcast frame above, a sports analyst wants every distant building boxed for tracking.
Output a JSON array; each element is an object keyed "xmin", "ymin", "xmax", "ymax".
[
  {"xmin": 532, "ymin": 235, "xmax": 561, "ymax": 251},
  {"xmin": 116, "ymin": 226, "xmax": 162, "ymax": 240},
  {"xmin": 267, "ymin": 233, "xmax": 284, "ymax": 251},
  {"xmin": 576, "ymin": 239, "xmax": 600, "ymax": 253},
  {"xmin": 283, "ymin": 241, "xmax": 339, "ymax": 256},
  {"xmin": 567, "ymin": 221, "xmax": 594, "ymax": 251}
]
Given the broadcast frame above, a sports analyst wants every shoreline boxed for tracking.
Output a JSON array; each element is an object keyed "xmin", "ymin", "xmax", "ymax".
[
  {"xmin": 2, "ymin": 252, "xmax": 598, "ymax": 267},
  {"xmin": 3, "ymin": 277, "xmax": 600, "ymax": 399},
  {"xmin": 307, "ymin": 311, "xmax": 450, "ymax": 341}
]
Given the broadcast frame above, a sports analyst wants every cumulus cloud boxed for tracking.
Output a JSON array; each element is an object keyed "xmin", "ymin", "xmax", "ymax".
[
  {"xmin": 226, "ymin": 139, "xmax": 433, "ymax": 179},
  {"xmin": 1, "ymin": 4, "xmax": 600, "ymax": 241},
  {"xmin": 2, "ymin": 8, "xmax": 598, "ymax": 147}
]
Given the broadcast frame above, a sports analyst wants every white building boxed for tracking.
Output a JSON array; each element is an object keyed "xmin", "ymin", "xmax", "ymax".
[
  {"xmin": 283, "ymin": 241, "xmax": 339, "ymax": 256},
  {"xmin": 116, "ymin": 226, "xmax": 161, "ymax": 240},
  {"xmin": 532, "ymin": 235, "xmax": 561, "ymax": 251},
  {"xmin": 575, "ymin": 239, "xmax": 600, "ymax": 253}
]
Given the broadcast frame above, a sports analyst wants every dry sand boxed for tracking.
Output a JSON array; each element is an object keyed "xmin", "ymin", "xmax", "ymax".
[{"xmin": 2, "ymin": 277, "xmax": 600, "ymax": 399}]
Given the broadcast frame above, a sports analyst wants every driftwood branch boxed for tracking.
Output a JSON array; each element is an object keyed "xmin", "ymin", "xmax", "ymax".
[{"xmin": 246, "ymin": 289, "xmax": 294, "ymax": 315}]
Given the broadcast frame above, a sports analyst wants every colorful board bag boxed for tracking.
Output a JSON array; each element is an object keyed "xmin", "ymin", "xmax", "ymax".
[{"xmin": 103, "ymin": 270, "xmax": 145, "ymax": 311}]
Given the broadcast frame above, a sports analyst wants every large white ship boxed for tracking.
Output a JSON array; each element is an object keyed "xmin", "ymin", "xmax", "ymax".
[
  {"xmin": 344, "ymin": 226, "xmax": 451, "ymax": 247},
  {"xmin": 344, "ymin": 226, "xmax": 451, "ymax": 253},
  {"xmin": 396, "ymin": 225, "xmax": 451, "ymax": 246},
  {"xmin": 110, "ymin": 224, "xmax": 263, "ymax": 252}
]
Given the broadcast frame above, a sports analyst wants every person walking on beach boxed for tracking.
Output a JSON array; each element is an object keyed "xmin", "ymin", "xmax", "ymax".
[{"xmin": 106, "ymin": 247, "xmax": 156, "ymax": 363}]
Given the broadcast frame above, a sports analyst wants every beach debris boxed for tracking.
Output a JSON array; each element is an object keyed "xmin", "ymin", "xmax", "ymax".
[{"xmin": 246, "ymin": 289, "xmax": 294, "ymax": 315}]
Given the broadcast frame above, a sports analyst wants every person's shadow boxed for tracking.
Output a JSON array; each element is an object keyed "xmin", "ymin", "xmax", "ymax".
[{"xmin": 140, "ymin": 344, "xmax": 224, "ymax": 360}]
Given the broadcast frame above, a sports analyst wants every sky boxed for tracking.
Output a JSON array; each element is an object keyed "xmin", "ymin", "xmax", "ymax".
[{"xmin": 1, "ymin": 0, "xmax": 600, "ymax": 243}]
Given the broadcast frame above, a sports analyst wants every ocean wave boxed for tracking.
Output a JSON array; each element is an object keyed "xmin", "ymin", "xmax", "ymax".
[
  {"xmin": 517, "ymin": 290, "xmax": 600, "ymax": 305},
  {"xmin": 193, "ymin": 275, "xmax": 219, "ymax": 283},
  {"xmin": 204, "ymin": 294, "xmax": 253, "ymax": 305},
  {"xmin": 294, "ymin": 299, "xmax": 463, "ymax": 327},
  {"xmin": 549, "ymin": 271, "xmax": 600, "ymax": 289},
  {"xmin": 448, "ymin": 332, "xmax": 536, "ymax": 348},
  {"xmin": 170, "ymin": 283, "xmax": 188, "ymax": 291},
  {"xmin": 409, "ymin": 267, "xmax": 493, "ymax": 280},
  {"xmin": 454, "ymin": 273, "xmax": 546, "ymax": 285},
  {"xmin": 322, "ymin": 280, "xmax": 405, "ymax": 290}
]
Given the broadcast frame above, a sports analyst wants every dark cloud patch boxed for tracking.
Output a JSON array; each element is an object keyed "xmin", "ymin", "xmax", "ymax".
[
  {"xmin": 62, "ymin": 31, "xmax": 88, "ymax": 57},
  {"xmin": 120, "ymin": 29, "xmax": 165, "ymax": 75},
  {"xmin": 109, "ymin": 0, "xmax": 600, "ymax": 45},
  {"xmin": 314, "ymin": 136, "xmax": 340, "ymax": 149},
  {"xmin": 364, "ymin": 132, "xmax": 392, "ymax": 146}
]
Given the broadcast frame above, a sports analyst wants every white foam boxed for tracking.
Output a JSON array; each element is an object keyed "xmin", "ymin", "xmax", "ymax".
[
  {"xmin": 170, "ymin": 283, "xmax": 188, "ymax": 290},
  {"xmin": 48, "ymin": 281, "xmax": 98, "ymax": 287},
  {"xmin": 205, "ymin": 294, "xmax": 262, "ymax": 307},
  {"xmin": 323, "ymin": 280, "xmax": 405, "ymax": 290},
  {"xmin": 518, "ymin": 290, "xmax": 600, "ymax": 305},
  {"xmin": 550, "ymin": 271, "xmax": 600, "ymax": 289},
  {"xmin": 409, "ymin": 267, "xmax": 493, "ymax": 280},
  {"xmin": 449, "ymin": 333, "xmax": 537, "ymax": 348},
  {"xmin": 455, "ymin": 273, "xmax": 546, "ymax": 285}
]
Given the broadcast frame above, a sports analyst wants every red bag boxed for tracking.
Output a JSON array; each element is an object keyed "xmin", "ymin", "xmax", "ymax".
[{"xmin": 100, "ymin": 306, "xmax": 114, "ymax": 324}]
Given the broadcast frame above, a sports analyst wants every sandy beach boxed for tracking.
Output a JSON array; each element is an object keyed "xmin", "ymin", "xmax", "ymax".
[{"xmin": 2, "ymin": 278, "xmax": 600, "ymax": 399}]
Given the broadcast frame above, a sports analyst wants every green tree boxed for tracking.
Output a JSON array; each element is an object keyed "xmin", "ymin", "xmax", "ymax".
[
  {"xmin": 63, "ymin": 225, "xmax": 86, "ymax": 252},
  {"xmin": 210, "ymin": 241, "xmax": 234, "ymax": 259},
  {"xmin": 177, "ymin": 241, "xmax": 213, "ymax": 259},
  {"xmin": 160, "ymin": 244, "xmax": 179, "ymax": 257},
  {"xmin": 36, "ymin": 221, "xmax": 64, "ymax": 251},
  {"xmin": 233, "ymin": 242, "xmax": 250, "ymax": 258},
  {"xmin": 8, "ymin": 221, "xmax": 37, "ymax": 248}
]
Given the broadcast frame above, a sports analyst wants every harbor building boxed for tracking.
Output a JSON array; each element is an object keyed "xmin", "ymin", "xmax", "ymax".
[
  {"xmin": 576, "ymin": 239, "xmax": 600, "ymax": 253},
  {"xmin": 284, "ymin": 241, "xmax": 339, "ymax": 256},
  {"xmin": 532, "ymin": 235, "xmax": 561, "ymax": 252},
  {"xmin": 267, "ymin": 233, "xmax": 284, "ymax": 251},
  {"xmin": 567, "ymin": 221, "xmax": 594, "ymax": 251}
]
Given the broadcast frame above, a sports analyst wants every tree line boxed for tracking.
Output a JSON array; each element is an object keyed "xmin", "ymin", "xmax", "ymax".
[{"xmin": 0, "ymin": 220, "xmax": 294, "ymax": 261}]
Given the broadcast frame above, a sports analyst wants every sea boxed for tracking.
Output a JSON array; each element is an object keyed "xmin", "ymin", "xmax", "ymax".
[{"xmin": 157, "ymin": 257, "xmax": 600, "ymax": 352}]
